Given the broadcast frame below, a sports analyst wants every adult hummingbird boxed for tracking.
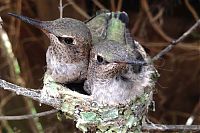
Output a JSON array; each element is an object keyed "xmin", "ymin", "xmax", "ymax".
[
  {"xmin": 8, "ymin": 13, "xmax": 92, "ymax": 84},
  {"xmin": 85, "ymin": 12, "xmax": 157, "ymax": 105}
]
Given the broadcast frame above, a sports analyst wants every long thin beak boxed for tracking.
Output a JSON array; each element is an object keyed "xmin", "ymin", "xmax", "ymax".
[
  {"xmin": 8, "ymin": 13, "xmax": 48, "ymax": 32},
  {"xmin": 115, "ymin": 60, "xmax": 147, "ymax": 65}
]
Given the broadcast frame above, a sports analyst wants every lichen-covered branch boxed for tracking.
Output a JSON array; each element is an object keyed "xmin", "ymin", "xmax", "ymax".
[{"xmin": 0, "ymin": 79, "xmax": 61, "ymax": 109}]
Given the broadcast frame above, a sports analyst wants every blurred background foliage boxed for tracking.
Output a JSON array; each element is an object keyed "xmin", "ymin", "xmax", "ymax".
[{"xmin": 0, "ymin": 0, "xmax": 199, "ymax": 132}]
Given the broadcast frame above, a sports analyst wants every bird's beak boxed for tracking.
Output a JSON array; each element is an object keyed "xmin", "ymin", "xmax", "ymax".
[
  {"xmin": 115, "ymin": 60, "xmax": 147, "ymax": 65},
  {"xmin": 8, "ymin": 13, "xmax": 50, "ymax": 34}
]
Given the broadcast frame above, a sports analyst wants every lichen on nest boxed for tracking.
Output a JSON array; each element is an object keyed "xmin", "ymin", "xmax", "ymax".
[{"xmin": 41, "ymin": 71, "xmax": 158, "ymax": 132}]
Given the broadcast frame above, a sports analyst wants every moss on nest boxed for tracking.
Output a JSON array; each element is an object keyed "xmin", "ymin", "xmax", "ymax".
[{"xmin": 42, "ymin": 73, "xmax": 156, "ymax": 132}]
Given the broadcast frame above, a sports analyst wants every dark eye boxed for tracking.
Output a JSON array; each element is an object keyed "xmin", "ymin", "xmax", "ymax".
[
  {"xmin": 97, "ymin": 55, "xmax": 109, "ymax": 64},
  {"xmin": 58, "ymin": 37, "xmax": 74, "ymax": 45},
  {"xmin": 97, "ymin": 55, "xmax": 103, "ymax": 63}
]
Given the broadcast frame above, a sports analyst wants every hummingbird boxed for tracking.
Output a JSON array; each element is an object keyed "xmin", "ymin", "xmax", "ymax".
[
  {"xmin": 8, "ymin": 13, "xmax": 92, "ymax": 85},
  {"xmin": 84, "ymin": 12, "xmax": 157, "ymax": 105}
]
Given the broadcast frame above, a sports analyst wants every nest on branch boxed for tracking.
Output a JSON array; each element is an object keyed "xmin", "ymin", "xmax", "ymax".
[{"xmin": 41, "ymin": 73, "xmax": 157, "ymax": 132}]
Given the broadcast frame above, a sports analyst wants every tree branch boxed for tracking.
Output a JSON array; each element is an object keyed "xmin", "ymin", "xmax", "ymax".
[
  {"xmin": 152, "ymin": 19, "xmax": 200, "ymax": 61},
  {"xmin": 184, "ymin": 0, "xmax": 199, "ymax": 21},
  {"xmin": 116, "ymin": 0, "xmax": 123, "ymax": 11},
  {"xmin": 186, "ymin": 98, "xmax": 200, "ymax": 125},
  {"xmin": 0, "ymin": 79, "xmax": 61, "ymax": 109},
  {"xmin": 92, "ymin": 0, "xmax": 106, "ymax": 9},
  {"xmin": 110, "ymin": 0, "xmax": 116, "ymax": 11},
  {"xmin": 142, "ymin": 124, "xmax": 200, "ymax": 131},
  {"xmin": 67, "ymin": 0, "xmax": 90, "ymax": 19},
  {"xmin": 0, "ymin": 109, "xmax": 57, "ymax": 120},
  {"xmin": 59, "ymin": 0, "xmax": 70, "ymax": 18},
  {"xmin": 59, "ymin": 0, "xmax": 63, "ymax": 18}
]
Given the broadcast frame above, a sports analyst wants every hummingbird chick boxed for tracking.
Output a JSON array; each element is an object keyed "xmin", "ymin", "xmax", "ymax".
[
  {"xmin": 85, "ymin": 12, "xmax": 157, "ymax": 105},
  {"xmin": 85, "ymin": 40, "xmax": 155, "ymax": 105},
  {"xmin": 9, "ymin": 13, "xmax": 92, "ymax": 84}
]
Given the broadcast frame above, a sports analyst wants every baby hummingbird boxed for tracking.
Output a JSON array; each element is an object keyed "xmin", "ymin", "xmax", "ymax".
[
  {"xmin": 9, "ymin": 13, "xmax": 92, "ymax": 84},
  {"xmin": 85, "ymin": 12, "xmax": 157, "ymax": 105}
]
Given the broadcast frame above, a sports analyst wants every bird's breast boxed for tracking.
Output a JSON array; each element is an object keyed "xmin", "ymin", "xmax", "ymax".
[
  {"xmin": 46, "ymin": 56, "xmax": 87, "ymax": 83},
  {"xmin": 91, "ymin": 78, "xmax": 135, "ymax": 105}
]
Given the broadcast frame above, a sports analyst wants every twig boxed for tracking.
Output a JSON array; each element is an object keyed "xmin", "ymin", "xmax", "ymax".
[
  {"xmin": 0, "ymin": 109, "xmax": 57, "ymax": 120},
  {"xmin": 59, "ymin": 0, "xmax": 70, "ymax": 18},
  {"xmin": 0, "ymin": 112, "xmax": 14, "ymax": 133},
  {"xmin": 152, "ymin": 19, "xmax": 200, "ymax": 61},
  {"xmin": 67, "ymin": 0, "xmax": 90, "ymax": 19},
  {"xmin": 0, "ymin": 79, "xmax": 61, "ymax": 109},
  {"xmin": 0, "ymin": 16, "xmax": 16, "ymax": 133},
  {"xmin": 142, "ymin": 123, "xmax": 200, "ymax": 131},
  {"xmin": 0, "ymin": 93, "xmax": 14, "ymax": 133},
  {"xmin": 151, "ymin": 8, "xmax": 164, "ymax": 23},
  {"xmin": 138, "ymin": 17, "xmax": 148, "ymax": 38},
  {"xmin": 0, "ymin": 94, "xmax": 14, "ymax": 107},
  {"xmin": 186, "ymin": 98, "xmax": 200, "ymax": 125},
  {"xmin": 141, "ymin": 0, "xmax": 172, "ymax": 42},
  {"xmin": 116, "ymin": 0, "xmax": 123, "ymax": 11},
  {"xmin": 184, "ymin": 0, "xmax": 199, "ymax": 21},
  {"xmin": 110, "ymin": 0, "xmax": 116, "ymax": 11},
  {"xmin": 0, "ymin": 5, "xmax": 10, "ymax": 12},
  {"xmin": 92, "ymin": 0, "xmax": 106, "ymax": 9},
  {"xmin": 59, "ymin": 0, "xmax": 63, "ymax": 18},
  {"xmin": 6, "ymin": 1, "xmax": 44, "ymax": 130},
  {"xmin": 131, "ymin": 11, "xmax": 144, "ymax": 35}
]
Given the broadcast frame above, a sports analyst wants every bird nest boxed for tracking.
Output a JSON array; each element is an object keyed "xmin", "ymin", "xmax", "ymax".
[{"xmin": 41, "ymin": 73, "xmax": 156, "ymax": 132}]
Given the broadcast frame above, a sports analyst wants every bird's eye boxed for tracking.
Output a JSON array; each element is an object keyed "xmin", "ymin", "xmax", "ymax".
[
  {"xmin": 97, "ymin": 55, "xmax": 103, "ymax": 63},
  {"xmin": 58, "ymin": 37, "xmax": 74, "ymax": 45},
  {"xmin": 97, "ymin": 55, "xmax": 109, "ymax": 64}
]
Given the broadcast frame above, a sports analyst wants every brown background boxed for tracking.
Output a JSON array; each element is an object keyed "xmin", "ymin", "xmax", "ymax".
[{"xmin": 0, "ymin": 0, "xmax": 199, "ymax": 132}]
